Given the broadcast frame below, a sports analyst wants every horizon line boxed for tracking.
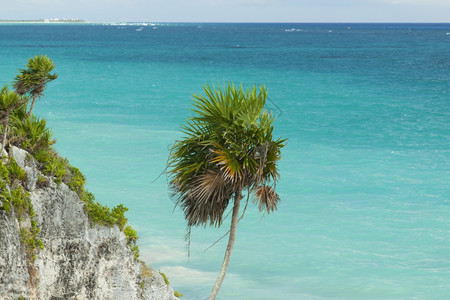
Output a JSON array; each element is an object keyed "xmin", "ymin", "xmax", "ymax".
[{"xmin": 1, "ymin": 20, "xmax": 449, "ymax": 24}]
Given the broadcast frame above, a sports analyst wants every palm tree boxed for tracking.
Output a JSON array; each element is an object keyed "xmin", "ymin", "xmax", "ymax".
[
  {"xmin": 168, "ymin": 83, "xmax": 286, "ymax": 299},
  {"xmin": 0, "ymin": 86, "xmax": 28, "ymax": 154},
  {"xmin": 13, "ymin": 55, "xmax": 58, "ymax": 116}
]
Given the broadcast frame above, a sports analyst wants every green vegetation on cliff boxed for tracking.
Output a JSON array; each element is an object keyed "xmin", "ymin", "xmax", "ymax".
[
  {"xmin": 0, "ymin": 158, "xmax": 43, "ymax": 261},
  {"xmin": 0, "ymin": 55, "xmax": 140, "ymax": 260}
]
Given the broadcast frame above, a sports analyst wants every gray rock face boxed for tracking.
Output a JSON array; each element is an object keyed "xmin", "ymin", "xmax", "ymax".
[
  {"xmin": 0, "ymin": 208, "xmax": 29, "ymax": 298},
  {"xmin": 0, "ymin": 147, "xmax": 178, "ymax": 300}
]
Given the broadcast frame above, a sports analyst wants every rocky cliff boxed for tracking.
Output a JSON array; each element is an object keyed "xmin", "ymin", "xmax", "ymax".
[{"xmin": 0, "ymin": 146, "xmax": 178, "ymax": 300}]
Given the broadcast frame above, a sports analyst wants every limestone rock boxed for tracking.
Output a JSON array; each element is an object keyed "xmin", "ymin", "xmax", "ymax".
[
  {"xmin": 0, "ymin": 148, "xmax": 178, "ymax": 300},
  {"xmin": 9, "ymin": 146, "xmax": 39, "ymax": 191}
]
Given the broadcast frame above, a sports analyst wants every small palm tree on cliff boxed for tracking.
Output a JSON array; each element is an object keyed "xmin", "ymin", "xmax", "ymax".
[
  {"xmin": 0, "ymin": 86, "xmax": 28, "ymax": 154},
  {"xmin": 168, "ymin": 83, "xmax": 286, "ymax": 299},
  {"xmin": 13, "ymin": 55, "xmax": 58, "ymax": 116}
]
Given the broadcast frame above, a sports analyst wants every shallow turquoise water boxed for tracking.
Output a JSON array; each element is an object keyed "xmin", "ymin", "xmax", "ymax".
[{"xmin": 1, "ymin": 23, "xmax": 449, "ymax": 299}]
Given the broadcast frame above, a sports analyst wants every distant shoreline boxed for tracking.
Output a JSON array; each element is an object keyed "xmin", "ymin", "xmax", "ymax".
[{"xmin": 0, "ymin": 19, "xmax": 87, "ymax": 24}]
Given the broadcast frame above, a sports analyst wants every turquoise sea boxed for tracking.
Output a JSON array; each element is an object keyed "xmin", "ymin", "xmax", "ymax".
[{"xmin": 0, "ymin": 23, "xmax": 449, "ymax": 299}]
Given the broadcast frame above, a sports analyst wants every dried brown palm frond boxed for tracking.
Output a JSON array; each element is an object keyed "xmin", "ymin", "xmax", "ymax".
[
  {"xmin": 253, "ymin": 185, "xmax": 280, "ymax": 213},
  {"xmin": 177, "ymin": 170, "xmax": 233, "ymax": 227}
]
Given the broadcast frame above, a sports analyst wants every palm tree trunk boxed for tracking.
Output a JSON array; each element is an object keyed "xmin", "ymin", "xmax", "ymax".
[
  {"xmin": 27, "ymin": 95, "xmax": 37, "ymax": 116},
  {"xmin": 1, "ymin": 117, "xmax": 9, "ymax": 155},
  {"xmin": 209, "ymin": 190, "xmax": 242, "ymax": 300}
]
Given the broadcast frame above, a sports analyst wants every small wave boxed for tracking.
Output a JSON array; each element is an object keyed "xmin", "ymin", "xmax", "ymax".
[
  {"xmin": 285, "ymin": 28, "xmax": 304, "ymax": 32},
  {"xmin": 104, "ymin": 22, "xmax": 159, "ymax": 27},
  {"xmin": 424, "ymin": 193, "xmax": 441, "ymax": 198}
]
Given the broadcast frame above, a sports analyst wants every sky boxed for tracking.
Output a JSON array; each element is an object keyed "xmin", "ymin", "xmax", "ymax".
[{"xmin": 1, "ymin": 0, "xmax": 449, "ymax": 23}]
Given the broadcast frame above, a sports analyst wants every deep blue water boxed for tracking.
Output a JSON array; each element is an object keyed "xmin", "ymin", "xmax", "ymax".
[{"xmin": 1, "ymin": 23, "xmax": 449, "ymax": 299}]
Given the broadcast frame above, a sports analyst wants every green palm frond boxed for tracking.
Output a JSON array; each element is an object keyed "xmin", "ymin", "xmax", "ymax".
[
  {"xmin": 210, "ymin": 147, "xmax": 243, "ymax": 183},
  {"xmin": 0, "ymin": 86, "xmax": 28, "ymax": 152},
  {"xmin": 0, "ymin": 86, "xmax": 25, "ymax": 112},
  {"xmin": 10, "ymin": 115, "xmax": 54, "ymax": 152},
  {"xmin": 236, "ymin": 85, "xmax": 267, "ymax": 126}
]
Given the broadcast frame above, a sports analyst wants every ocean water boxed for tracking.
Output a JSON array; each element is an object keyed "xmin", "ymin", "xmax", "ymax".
[{"xmin": 0, "ymin": 23, "xmax": 449, "ymax": 299}]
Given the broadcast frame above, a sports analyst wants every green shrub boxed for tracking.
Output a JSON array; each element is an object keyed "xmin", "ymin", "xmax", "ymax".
[
  {"xmin": 67, "ymin": 165, "xmax": 85, "ymax": 194},
  {"xmin": 130, "ymin": 245, "xmax": 140, "ymax": 260},
  {"xmin": 0, "ymin": 172, "xmax": 42, "ymax": 260},
  {"xmin": 0, "ymin": 192, "xmax": 11, "ymax": 213},
  {"xmin": 160, "ymin": 272, "xmax": 170, "ymax": 285},
  {"xmin": 174, "ymin": 291, "xmax": 183, "ymax": 298},
  {"xmin": 9, "ymin": 186, "xmax": 31, "ymax": 216},
  {"xmin": 124, "ymin": 225, "xmax": 138, "ymax": 245},
  {"xmin": 10, "ymin": 114, "xmax": 55, "ymax": 153},
  {"xmin": 80, "ymin": 191, "xmax": 95, "ymax": 206},
  {"xmin": 86, "ymin": 200, "xmax": 116, "ymax": 226},
  {"xmin": 6, "ymin": 187, "xmax": 44, "ymax": 262},
  {"xmin": 43, "ymin": 155, "xmax": 68, "ymax": 184},
  {"xmin": 34, "ymin": 148, "xmax": 70, "ymax": 184},
  {"xmin": 142, "ymin": 264, "xmax": 153, "ymax": 278},
  {"xmin": 0, "ymin": 160, "xmax": 10, "ymax": 212},
  {"xmin": 0, "ymin": 160, "xmax": 10, "ymax": 185},
  {"xmin": 33, "ymin": 148, "xmax": 54, "ymax": 165},
  {"xmin": 53, "ymin": 158, "xmax": 68, "ymax": 184},
  {"xmin": 112, "ymin": 204, "xmax": 128, "ymax": 230},
  {"xmin": 10, "ymin": 104, "xmax": 27, "ymax": 122},
  {"xmin": 7, "ymin": 158, "xmax": 27, "ymax": 183},
  {"xmin": 80, "ymin": 192, "xmax": 131, "ymax": 231},
  {"xmin": 36, "ymin": 174, "xmax": 49, "ymax": 188},
  {"xmin": 124, "ymin": 225, "xmax": 139, "ymax": 259},
  {"xmin": 20, "ymin": 224, "xmax": 43, "ymax": 262}
]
